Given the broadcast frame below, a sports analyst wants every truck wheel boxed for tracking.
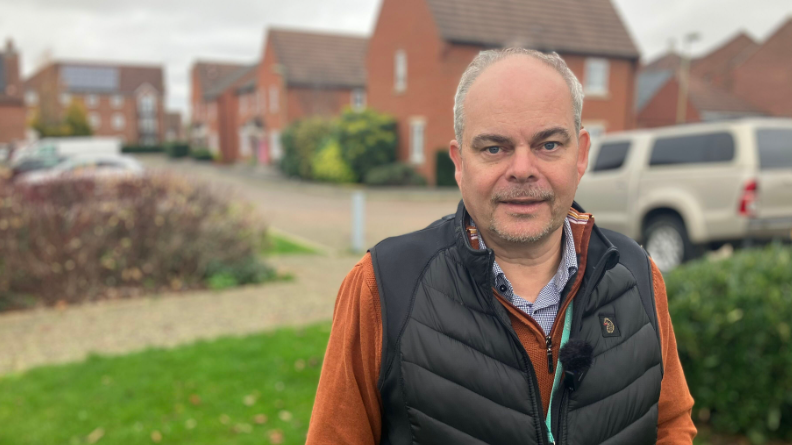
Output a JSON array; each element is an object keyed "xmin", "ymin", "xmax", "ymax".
[{"xmin": 644, "ymin": 215, "xmax": 691, "ymax": 272}]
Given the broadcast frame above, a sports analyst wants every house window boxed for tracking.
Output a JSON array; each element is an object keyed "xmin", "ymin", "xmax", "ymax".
[
  {"xmin": 584, "ymin": 58, "xmax": 609, "ymax": 96},
  {"xmin": 409, "ymin": 119, "xmax": 425, "ymax": 165},
  {"xmin": 86, "ymin": 94, "xmax": 98, "ymax": 108},
  {"xmin": 112, "ymin": 113, "xmax": 125, "ymax": 130},
  {"xmin": 60, "ymin": 93, "xmax": 72, "ymax": 106},
  {"xmin": 140, "ymin": 118, "xmax": 158, "ymax": 133},
  {"xmin": 395, "ymin": 50, "xmax": 407, "ymax": 93},
  {"xmin": 257, "ymin": 90, "xmax": 266, "ymax": 113},
  {"xmin": 139, "ymin": 94, "xmax": 156, "ymax": 114},
  {"xmin": 25, "ymin": 90, "xmax": 38, "ymax": 106},
  {"xmin": 269, "ymin": 85, "xmax": 279, "ymax": 113},
  {"xmin": 351, "ymin": 89, "xmax": 366, "ymax": 111},
  {"xmin": 88, "ymin": 112, "xmax": 101, "ymax": 129},
  {"xmin": 269, "ymin": 130, "xmax": 282, "ymax": 160},
  {"xmin": 111, "ymin": 95, "xmax": 124, "ymax": 108},
  {"xmin": 585, "ymin": 123, "xmax": 606, "ymax": 140}
]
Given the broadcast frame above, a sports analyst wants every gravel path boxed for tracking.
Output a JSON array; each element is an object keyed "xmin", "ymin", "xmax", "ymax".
[
  {"xmin": 0, "ymin": 156, "xmax": 462, "ymax": 375},
  {"xmin": 0, "ymin": 255, "xmax": 358, "ymax": 375}
]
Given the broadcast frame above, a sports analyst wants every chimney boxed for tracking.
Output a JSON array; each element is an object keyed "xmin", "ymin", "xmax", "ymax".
[{"xmin": 5, "ymin": 38, "xmax": 14, "ymax": 54}]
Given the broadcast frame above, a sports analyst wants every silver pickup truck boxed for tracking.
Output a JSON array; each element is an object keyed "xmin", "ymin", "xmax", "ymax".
[{"xmin": 575, "ymin": 118, "xmax": 792, "ymax": 271}]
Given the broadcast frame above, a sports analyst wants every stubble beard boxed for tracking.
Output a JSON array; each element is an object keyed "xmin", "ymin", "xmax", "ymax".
[{"xmin": 487, "ymin": 187, "xmax": 566, "ymax": 244}]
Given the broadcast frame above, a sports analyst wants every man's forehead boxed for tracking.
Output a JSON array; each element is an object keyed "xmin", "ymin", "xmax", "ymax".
[{"xmin": 463, "ymin": 56, "xmax": 575, "ymax": 141}]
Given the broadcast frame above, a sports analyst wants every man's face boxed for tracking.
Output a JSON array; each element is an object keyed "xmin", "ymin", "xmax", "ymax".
[{"xmin": 450, "ymin": 56, "xmax": 590, "ymax": 245}]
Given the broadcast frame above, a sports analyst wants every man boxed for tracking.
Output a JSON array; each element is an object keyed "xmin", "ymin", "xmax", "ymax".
[{"xmin": 307, "ymin": 48, "xmax": 696, "ymax": 445}]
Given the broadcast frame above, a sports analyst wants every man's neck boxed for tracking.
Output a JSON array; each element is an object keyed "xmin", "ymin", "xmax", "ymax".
[{"xmin": 479, "ymin": 224, "xmax": 565, "ymax": 304}]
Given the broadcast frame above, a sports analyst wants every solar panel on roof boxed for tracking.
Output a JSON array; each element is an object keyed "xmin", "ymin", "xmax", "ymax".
[{"xmin": 61, "ymin": 66, "xmax": 119, "ymax": 92}]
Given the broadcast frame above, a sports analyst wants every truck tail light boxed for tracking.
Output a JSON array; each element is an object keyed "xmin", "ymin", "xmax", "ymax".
[{"xmin": 739, "ymin": 179, "xmax": 758, "ymax": 217}]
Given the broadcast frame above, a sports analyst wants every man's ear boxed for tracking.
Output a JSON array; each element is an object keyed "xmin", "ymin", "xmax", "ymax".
[
  {"xmin": 576, "ymin": 129, "xmax": 591, "ymax": 185},
  {"xmin": 449, "ymin": 139, "xmax": 463, "ymax": 187}
]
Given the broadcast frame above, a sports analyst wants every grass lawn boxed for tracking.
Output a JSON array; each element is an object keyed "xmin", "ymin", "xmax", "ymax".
[
  {"xmin": 263, "ymin": 233, "xmax": 321, "ymax": 256},
  {"xmin": 0, "ymin": 323, "xmax": 331, "ymax": 445}
]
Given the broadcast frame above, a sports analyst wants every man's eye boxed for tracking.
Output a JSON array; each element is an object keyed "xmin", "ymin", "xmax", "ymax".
[
  {"xmin": 543, "ymin": 142, "xmax": 559, "ymax": 151},
  {"xmin": 486, "ymin": 146, "xmax": 501, "ymax": 154}
]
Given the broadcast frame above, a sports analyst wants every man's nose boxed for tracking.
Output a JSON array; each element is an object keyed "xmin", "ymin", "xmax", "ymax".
[{"xmin": 508, "ymin": 146, "xmax": 538, "ymax": 182}]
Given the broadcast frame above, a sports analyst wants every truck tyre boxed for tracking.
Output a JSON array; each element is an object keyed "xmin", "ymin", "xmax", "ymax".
[{"xmin": 644, "ymin": 215, "xmax": 692, "ymax": 272}]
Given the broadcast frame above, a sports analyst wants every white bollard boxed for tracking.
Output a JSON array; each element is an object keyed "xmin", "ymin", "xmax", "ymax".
[{"xmin": 351, "ymin": 190, "xmax": 366, "ymax": 253}]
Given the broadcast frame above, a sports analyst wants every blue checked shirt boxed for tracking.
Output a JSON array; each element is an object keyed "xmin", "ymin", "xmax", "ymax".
[{"xmin": 471, "ymin": 217, "xmax": 578, "ymax": 336}]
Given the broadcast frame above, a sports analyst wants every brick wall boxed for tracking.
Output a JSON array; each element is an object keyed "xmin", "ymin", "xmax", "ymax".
[
  {"xmin": 287, "ymin": 87, "xmax": 354, "ymax": 122},
  {"xmin": 367, "ymin": 0, "xmax": 638, "ymax": 184},
  {"xmin": 0, "ymin": 104, "xmax": 26, "ymax": 144},
  {"xmin": 731, "ymin": 20, "xmax": 792, "ymax": 118},
  {"xmin": 636, "ymin": 77, "xmax": 701, "ymax": 128}
]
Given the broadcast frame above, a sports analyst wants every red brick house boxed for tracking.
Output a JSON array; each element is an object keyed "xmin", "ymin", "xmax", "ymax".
[
  {"xmin": 164, "ymin": 111, "xmax": 183, "ymax": 142},
  {"xmin": 731, "ymin": 18, "xmax": 792, "ymax": 119},
  {"xmin": 0, "ymin": 39, "xmax": 27, "ymax": 148},
  {"xmin": 202, "ymin": 63, "xmax": 258, "ymax": 162},
  {"xmin": 258, "ymin": 28, "xmax": 367, "ymax": 163},
  {"xmin": 26, "ymin": 60, "xmax": 165, "ymax": 145},
  {"xmin": 190, "ymin": 61, "xmax": 249, "ymax": 153},
  {"xmin": 367, "ymin": 0, "xmax": 641, "ymax": 184}
]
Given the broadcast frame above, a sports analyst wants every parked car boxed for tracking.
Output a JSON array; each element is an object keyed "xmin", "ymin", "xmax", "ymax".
[
  {"xmin": 17, "ymin": 154, "xmax": 144, "ymax": 184},
  {"xmin": 576, "ymin": 118, "xmax": 792, "ymax": 271}
]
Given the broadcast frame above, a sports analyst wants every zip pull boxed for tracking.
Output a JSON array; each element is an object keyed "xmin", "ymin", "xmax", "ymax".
[{"xmin": 546, "ymin": 336, "xmax": 554, "ymax": 374}]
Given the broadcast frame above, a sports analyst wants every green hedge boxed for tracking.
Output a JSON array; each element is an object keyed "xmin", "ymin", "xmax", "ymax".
[
  {"xmin": 280, "ymin": 117, "xmax": 335, "ymax": 179},
  {"xmin": 435, "ymin": 149, "xmax": 457, "ymax": 187},
  {"xmin": 121, "ymin": 145, "xmax": 164, "ymax": 154},
  {"xmin": 312, "ymin": 139, "xmax": 356, "ymax": 183},
  {"xmin": 666, "ymin": 244, "xmax": 792, "ymax": 443},
  {"xmin": 364, "ymin": 162, "xmax": 426, "ymax": 186},
  {"xmin": 337, "ymin": 108, "xmax": 397, "ymax": 182},
  {"xmin": 165, "ymin": 142, "xmax": 190, "ymax": 158},
  {"xmin": 190, "ymin": 147, "xmax": 214, "ymax": 162}
]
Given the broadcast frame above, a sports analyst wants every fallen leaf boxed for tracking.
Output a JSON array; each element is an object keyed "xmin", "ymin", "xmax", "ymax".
[
  {"xmin": 254, "ymin": 414, "xmax": 268, "ymax": 424},
  {"xmin": 185, "ymin": 418, "xmax": 197, "ymax": 429},
  {"xmin": 86, "ymin": 428, "xmax": 104, "ymax": 444},
  {"xmin": 151, "ymin": 430, "xmax": 162, "ymax": 443},
  {"xmin": 278, "ymin": 411, "xmax": 292, "ymax": 422},
  {"xmin": 219, "ymin": 414, "xmax": 231, "ymax": 425},
  {"xmin": 233, "ymin": 423, "xmax": 253, "ymax": 434},
  {"xmin": 294, "ymin": 359, "xmax": 306, "ymax": 371},
  {"xmin": 274, "ymin": 382, "xmax": 285, "ymax": 392},
  {"xmin": 268, "ymin": 429, "xmax": 284, "ymax": 444},
  {"xmin": 189, "ymin": 394, "xmax": 201, "ymax": 405},
  {"xmin": 243, "ymin": 394, "xmax": 257, "ymax": 406}
]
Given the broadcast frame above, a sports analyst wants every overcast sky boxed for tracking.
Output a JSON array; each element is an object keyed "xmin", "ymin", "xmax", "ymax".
[{"xmin": 2, "ymin": 0, "xmax": 790, "ymax": 119}]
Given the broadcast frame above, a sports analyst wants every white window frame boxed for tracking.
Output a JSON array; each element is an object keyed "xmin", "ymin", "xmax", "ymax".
[
  {"xmin": 111, "ymin": 95, "xmax": 124, "ymax": 108},
  {"xmin": 25, "ymin": 90, "xmax": 38, "ymax": 106},
  {"xmin": 409, "ymin": 118, "xmax": 426, "ymax": 165},
  {"xmin": 269, "ymin": 130, "xmax": 282, "ymax": 160},
  {"xmin": 269, "ymin": 85, "xmax": 279, "ymax": 113},
  {"xmin": 583, "ymin": 122, "xmax": 606, "ymax": 140},
  {"xmin": 257, "ymin": 90, "xmax": 266, "ymax": 113},
  {"xmin": 351, "ymin": 88, "xmax": 366, "ymax": 111},
  {"xmin": 394, "ymin": 50, "xmax": 407, "ymax": 93},
  {"xmin": 584, "ymin": 58, "xmax": 610, "ymax": 96},
  {"xmin": 86, "ymin": 94, "xmax": 98, "ymax": 108},
  {"xmin": 88, "ymin": 112, "xmax": 101, "ymax": 129},
  {"xmin": 112, "ymin": 113, "xmax": 125, "ymax": 130}
]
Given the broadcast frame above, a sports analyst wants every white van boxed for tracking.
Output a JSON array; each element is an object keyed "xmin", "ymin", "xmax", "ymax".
[{"xmin": 576, "ymin": 118, "xmax": 792, "ymax": 271}]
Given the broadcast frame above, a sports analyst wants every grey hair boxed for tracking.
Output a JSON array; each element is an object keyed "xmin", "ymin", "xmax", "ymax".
[{"xmin": 453, "ymin": 48, "xmax": 585, "ymax": 144}]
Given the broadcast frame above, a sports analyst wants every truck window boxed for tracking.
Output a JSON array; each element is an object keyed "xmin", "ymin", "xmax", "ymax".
[
  {"xmin": 650, "ymin": 132, "xmax": 735, "ymax": 166},
  {"xmin": 593, "ymin": 141, "xmax": 630, "ymax": 172},
  {"xmin": 756, "ymin": 128, "xmax": 792, "ymax": 170}
]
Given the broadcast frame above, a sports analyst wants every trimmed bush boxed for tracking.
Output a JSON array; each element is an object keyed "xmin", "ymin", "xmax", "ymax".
[
  {"xmin": 121, "ymin": 145, "xmax": 164, "ymax": 154},
  {"xmin": 0, "ymin": 174, "xmax": 272, "ymax": 310},
  {"xmin": 337, "ymin": 108, "xmax": 398, "ymax": 182},
  {"xmin": 166, "ymin": 142, "xmax": 190, "ymax": 158},
  {"xmin": 190, "ymin": 147, "xmax": 214, "ymax": 161},
  {"xmin": 666, "ymin": 244, "xmax": 792, "ymax": 443},
  {"xmin": 435, "ymin": 149, "xmax": 457, "ymax": 187},
  {"xmin": 280, "ymin": 117, "xmax": 335, "ymax": 179},
  {"xmin": 364, "ymin": 162, "xmax": 427, "ymax": 187},
  {"xmin": 312, "ymin": 139, "xmax": 356, "ymax": 184}
]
